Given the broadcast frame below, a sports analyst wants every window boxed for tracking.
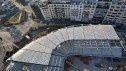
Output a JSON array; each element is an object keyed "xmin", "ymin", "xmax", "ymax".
[
  {"xmin": 111, "ymin": 6, "xmax": 114, "ymax": 8},
  {"xmin": 120, "ymin": 10, "xmax": 123, "ymax": 12},
  {"xmin": 121, "ymin": 6, "xmax": 125, "ymax": 9},
  {"xmin": 116, "ymin": 15, "xmax": 119, "ymax": 17},
  {"xmin": 80, "ymin": 6, "xmax": 82, "ymax": 8},
  {"xmin": 118, "ymin": 13, "xmax": 121, "ymax": 14},
  {"xmin": 115, "ymin": 18, "xmax": 118, "ymax": 19},
  {"xmin": 114, "ymin": 10, "xmax": 119, "ymax": 12},
  {"xmin": 110, "ymin": 9, "xmax": 113, "ymax": 11},
  {"xmin": 118, "ymin": 2, "xmax": 122, "ymax": 5},
  {"xmin": 111, "ymin": 15, "xmax": 115, "ymax": 17},
  {"xmin": 112, "ymin": 13, "xmax": 117, "ymax": 14},
  {"xmin": 116, "ymin": 6, "xmax": 120, "ymax": 9},
  {"xmin": 108, "ymin": 12, "xmax": 111, "ymax": 14}
]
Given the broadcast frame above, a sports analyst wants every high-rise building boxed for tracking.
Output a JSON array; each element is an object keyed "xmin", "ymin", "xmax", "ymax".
[
  {"xmin": 92, "ymin": 0, "xmax": 111, "ymax": 23},
  {"xmin": 29, "ymin": 0, "xmax": 126, "ymax": 25},
  {"xmin": 48, "ymin": 3, "xmax": 70, "ymax": 19},
  {"xmin": 103, "ymin": 0, "xmax": 126, "ymax": 25}
]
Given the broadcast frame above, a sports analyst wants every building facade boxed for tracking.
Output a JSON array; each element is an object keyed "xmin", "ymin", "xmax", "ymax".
[
  {"xmin": 103, "ymin": 0, "xmax": 126, "ymax": 25},
  {"xmin": 29, "ymin": 0, "xmax": 126, "ymax": 25}
]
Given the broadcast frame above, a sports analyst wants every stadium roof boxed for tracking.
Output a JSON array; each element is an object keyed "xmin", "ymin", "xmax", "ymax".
[{"xmin": 9, "ymin": 25, "xmax": 120, "ymax": 66}]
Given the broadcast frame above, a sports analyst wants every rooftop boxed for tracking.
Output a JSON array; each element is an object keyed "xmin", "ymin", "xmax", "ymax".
[{"xmin": 8, "ymin": 25, "xmax": 121, "ymax": 66}]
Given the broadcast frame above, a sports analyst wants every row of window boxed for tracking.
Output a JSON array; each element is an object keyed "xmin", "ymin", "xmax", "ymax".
[
  {"xmin": 48, "ymin": 4, "xmax": 94, "ymax": 8},
  {"xmin": 107, "ymin": 14, "xmax": 120, "ymax": 17},
  {"xmin": 49, "ymin": 4, "xmax": 69, "ymax": 7},
  {"xmin": 110, "ymin": 8, "xmax": 124, "ymax": 12},
  {"xmin": 111, "ymin": 5, "xmax": 125, "ymax": 9}
]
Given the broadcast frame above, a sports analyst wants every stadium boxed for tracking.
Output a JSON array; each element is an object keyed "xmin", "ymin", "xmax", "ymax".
[{"xmin": 6, "ymin": 25, "xmax": 126, "ymax": 71}]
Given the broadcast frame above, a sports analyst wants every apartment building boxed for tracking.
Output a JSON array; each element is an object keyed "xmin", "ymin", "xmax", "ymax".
[
  {"xmin": 29, "ymin": 0, "xmax": 126, "ymax": 25},
  {"xmin": 38, "ymin": 0, "xmax": 97, "ymax": 22},
  {"xmin": 119, "ymin": 8, "xmax": 126, "ymax": 25},
  {"xmin": 92, "ymin": 0, "xmax": 111, "ymax": 23},
  {"xmin": 39, "ymin": 2, "xmax": 52, "ymax": 20},
  {"xmin": 103, "ymin": 0, "xmax": 126, "ymax": 24},
  {"xmin": 70, "ymin": 0, "xmax": 83, "ymax": 21},
  {"xmin": 48, "ymin": 4, "xmax": 70, "ymax": 19},
  {"xmin": 81, "ymin": 0, "xmax": 97, "ymax": 22}
]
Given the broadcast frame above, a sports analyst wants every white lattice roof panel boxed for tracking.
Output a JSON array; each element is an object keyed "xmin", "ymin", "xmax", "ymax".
[{"xmin": 9, "ymin": 25, "xmax": 120, "ymax": 65}]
